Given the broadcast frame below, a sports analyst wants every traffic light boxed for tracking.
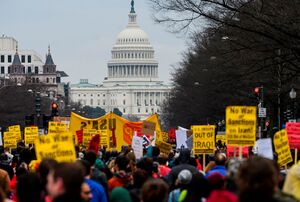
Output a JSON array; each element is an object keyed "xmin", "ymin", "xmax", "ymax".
[
  {"xmin": 254, "ymin": 87, "xmax": 261, "ymax": 100},
  {"xmin": 35, "ymin": 92, "xmax": 41, "ymax": 116},
  {"xmin": 51, "ymin": 102, "xmax": 59, "ymax": 117}
]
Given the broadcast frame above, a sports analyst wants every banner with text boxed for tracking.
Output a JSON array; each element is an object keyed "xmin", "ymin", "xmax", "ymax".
[
  {"xmin": 273, "ymin": 129, "xmax": 293, "ymax": 166},
  {"xmin": 69, "ymin": 112, "xmax": 161, "ymax": 151},
  {"xmin": 226, "ymin": 106, "xmax": 256, "ymax": 146},
  {"xmin": 192, "ymin": 125, "xmax": 215, "ymax": 154}
]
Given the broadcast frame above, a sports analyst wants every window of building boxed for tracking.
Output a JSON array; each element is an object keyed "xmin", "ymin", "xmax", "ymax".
[
  {"xmin": 103, "ymin": 94, "xmax": 105, "ymax": 97},
  {"xmin": 46, "ymin": 78, "xmax": 49, "ymax": 83},
  {"xmin": 91, "ymin": 94, "xmax": 93, "ymax": 97},
  {"xmin": 0, "ymin": 66, "xmax": 4, "ymax": 74},
  {"xmin": 146, "ymin": 108, "xmax": 148, "ymax": 113},
  {"xmin": 36, "ymin": 78, "xmax": 39, "ymax": 83},
  {"xmin": 138, "ymin": 108, "xmax": 140, "ymax": 113},
  {"xmin": 8, "ymin": 67, "xmax": 10, "ymax": 74},
  {"xmin": 34, "ymin": 66, "xmax": 39, "ymax": 74},
  {"xmin": 28, "ymin": 66, "xmax": 31, "ymax": 73},
  {"xmin": 27, "ymin": 55, "xmax": 31, "ymax": 63},
  {"xmin": 8, "ymin": 55, "xmax": 12, "ymax": 63},
  {"xmin": 123, "ymin": 100, "xmax": 126, "ymax": 105},
  {"xmin": 83, "ymin": 94, "xmax": 86, "ymax": 97},
  {"xmin": 78, "ymin": 94, "xmax": 81, "ymax": 97},
  {"xmin": 123, "ymin": 108, "xmax": 126, "ymax": 113},
  {"xmin": 98, "ymin": 100, "xmax": 100, "ymax": 105},
  {"xmin": 90, "ymin": 99, "xmax": 93, "ymax": 105},
  {"xmin": 53, "ymin": 78, "xmax": 55, "ymax": 83},
  {"xmin": 0, "ymin": 55, "xmax": 4, "ymax": 63},
  {"xmin": 21, "ymin": 55, "xmax": 25, "ymax": 63},
  {"xmin": 98, "ymin": 94, "xmax": 100, "ymax": 97},
  {"xmin": 103, "ymin": 100, "xmax": 106, "ymax": 105}
]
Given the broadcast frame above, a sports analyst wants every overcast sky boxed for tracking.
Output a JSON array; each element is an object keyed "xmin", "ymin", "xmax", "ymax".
[{"xmin": 0, "ymin": 0, "xmax": 186, "ymax": 84}]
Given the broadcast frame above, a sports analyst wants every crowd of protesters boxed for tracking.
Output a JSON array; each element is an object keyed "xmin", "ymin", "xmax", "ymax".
[{"xmin": 0, "ymin": 141, "xmax": 298, "ymax": 202}]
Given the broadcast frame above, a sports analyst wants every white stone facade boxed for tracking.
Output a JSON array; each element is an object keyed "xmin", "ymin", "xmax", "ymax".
[
  {"xmin": 0, "ymin": 36, "xmax": 67, "ymax": 98},
  {"xmin": 69, "ymin": 3, "xmax": 172, "ymax": 120},
  {"xmin": 0, "ymin": 36, "xmax": 44, "ymax": 76}
]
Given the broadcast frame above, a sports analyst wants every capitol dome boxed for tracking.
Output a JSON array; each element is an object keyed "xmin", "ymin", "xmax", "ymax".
[
  {"xmin": 116, "ymin": 27, "xmax": 150, "ymax": 45},
  {"xmin": 106, "ymin": 0, "xmax": 159, "ymax": 84}
]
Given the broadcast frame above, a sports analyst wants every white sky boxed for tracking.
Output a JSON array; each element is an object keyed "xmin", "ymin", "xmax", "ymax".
[{"xmin": 0, "ymin": 0, "xmax": 186, "ymax": 84}]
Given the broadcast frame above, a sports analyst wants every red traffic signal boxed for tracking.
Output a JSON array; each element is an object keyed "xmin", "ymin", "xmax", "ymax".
[
  {"xmin": 254, "ymin": 87, "xmax": 260, "ymax": 94},
  {"xmin": 52, "ymin": 103, "xmax": 59, "ymax": 109}
]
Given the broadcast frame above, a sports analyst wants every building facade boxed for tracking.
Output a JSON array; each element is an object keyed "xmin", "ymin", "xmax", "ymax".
[
  {"xmin": 0, "ymin": 36, "xmax": 68, "ymax": 97},
  {"xmin": 69, "ymin": 1, "xmax": 171, "ymax": 120}
]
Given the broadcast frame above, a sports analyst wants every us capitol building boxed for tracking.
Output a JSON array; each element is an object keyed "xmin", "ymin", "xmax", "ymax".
[{"xmin": 69, "ymin": 1, "xmax": 172, "ymax": 119}]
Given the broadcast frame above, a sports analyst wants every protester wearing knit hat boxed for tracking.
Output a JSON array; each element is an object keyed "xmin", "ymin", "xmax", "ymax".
[
  {"xmin": 110, "ymin": 187, "xmax": 133, "ymax": 202},
  {"xmin": 168, "ymin": 169, "xmax": 192, "ymax": 202}
]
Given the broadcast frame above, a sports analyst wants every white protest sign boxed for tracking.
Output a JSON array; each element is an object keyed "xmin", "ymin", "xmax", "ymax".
[
  {"xmin": 256, "ymin": 138, "xmax": 273, "ymax": 160},
  {"xmin": 176, "ymin": 127, "xmax": 188, "ymax": 149},
  {"xmin": 132, "ymin": 136, "xmax": 143, "ymax": 159}
]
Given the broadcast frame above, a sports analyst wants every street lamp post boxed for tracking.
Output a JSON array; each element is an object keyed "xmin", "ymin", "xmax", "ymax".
[{"xmin": 289, "ymin": 88, "xmax": 297, "ymax": 121}]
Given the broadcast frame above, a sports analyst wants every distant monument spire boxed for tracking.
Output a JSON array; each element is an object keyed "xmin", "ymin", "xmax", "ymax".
[
  {"xmin": 130, "ymin": 0, "xmax": 135, "ymax": 13},
  {"xmin": 48, "ymin": 44, "xmax": 51, "ymax": 55}
]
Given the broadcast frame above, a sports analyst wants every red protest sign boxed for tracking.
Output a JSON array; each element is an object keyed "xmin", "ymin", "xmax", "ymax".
[
  {"xmin": 286, "ymin": 122, "xmax": 300, "ymax": 149},
  {"xmin": 88, "ymin": 134, "xmax": 100, "ymax": 153},
  {"xmin": 227, "ymin": 146, "xmax": 249, "ymax": 158}
]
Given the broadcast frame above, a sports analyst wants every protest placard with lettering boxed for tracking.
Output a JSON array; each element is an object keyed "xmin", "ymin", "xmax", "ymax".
[
  {"xmin": 24, "ymin": 127, "xmax": 39, "ymax": 145},
  {"xmin": 226, "ymin": 106, "xmax": 256, "ymax": 146},
  {"xmin": 48, "ymin": 122, "xmax": 68, "ymax": 134},
  {"xmin": 3, "ymin": 132, "xmax": 17, "ymax": 149},
  {"xmin": 156, "ymin": 140, "xmax": 173, "ymax": 155},
  {"xmin": 192, "ymin": 125, "xmax": 215, "ymax": 154},
  {"xmin": 35, "ymin": 132, "xmax": 76, "ymax": 162},
  {"xmin": 274, "ymin": 129, "xmax": 293, "ymax": 166}
]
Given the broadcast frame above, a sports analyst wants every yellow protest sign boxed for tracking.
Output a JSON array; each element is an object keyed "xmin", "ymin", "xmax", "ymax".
[
  {"xmin": 9, "ymin": 125, "xmax": 20, "ymax": 132},
  {"xmin": 274, "ymin": 129, "xmax": 293, "ymax": 166},
  {"xmin": 24, "ymin": 127, "xmax": 39, "ymax": 145},
  {"xmin": 48, "ymin": 122, "xmax": 68, "ymax": 134},
  {"xmin": 35, "ymin": 132, "xmax": 76, "ymax": 162},
  {"xmin": 8, "ymin": 125, "xmax": 22, "ymax": 142},
  {"xmin": 3, "ymin": 132, "xmax": 17, "ymax": 148},
  {"xmin": 69, "ymin": 112, "xmax": 162, "ymax": 151},
  {"xmin": 156, "ymin": 141, "xmax": 173, "ymax": 154},
  {"xmin": 192, "ymin": 125, "xmax": 215, "ymax": 154},
  {"xmin": 82, "ymin": 129, "xmax": 97, "ymax": 147},
  {"xmin": 226, "ymin": 106, "xmax": 257, "ymax": 146}
]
